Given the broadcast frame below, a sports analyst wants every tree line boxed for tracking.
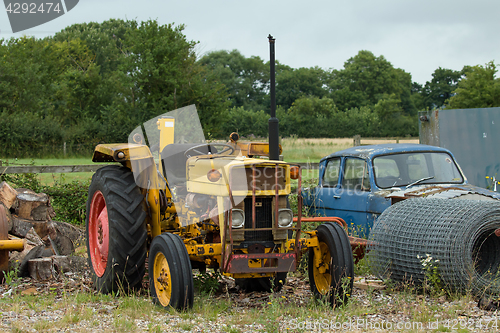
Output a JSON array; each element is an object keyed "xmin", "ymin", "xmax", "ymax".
[{"xmin": 0, "ymin": 19, "xmax": 499, "ymax": 157}]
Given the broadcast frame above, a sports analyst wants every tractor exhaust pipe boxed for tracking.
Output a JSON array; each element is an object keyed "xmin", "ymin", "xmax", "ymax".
[{"xmin": 268, "ymin": 34, "xmax": 280, "ymax": 161}]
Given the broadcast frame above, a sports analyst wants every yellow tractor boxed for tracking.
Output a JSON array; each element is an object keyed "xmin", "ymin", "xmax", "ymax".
[{"xmin": 85, "ymin": 105, "xmax": 354, "ymax": 309}]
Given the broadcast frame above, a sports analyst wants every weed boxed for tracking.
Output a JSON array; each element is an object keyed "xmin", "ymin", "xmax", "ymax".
[
  {"xmin": 195, "ymin": 294, "xmax": 232, "ymax": 322},
  {"xmin": 114, "ymin": 315, "xmax": 136, "ymax": 331},
  {"xmin": 418, "ymin": 254, "xmax": 443, "ymax": 295},
  {"xmin": 147, "ymin": 323, "xmax": 162, "ymax": 333},
  {"xmin": 33, "ymin": 320, "xmax": 54, "ymax": 331},
  {"xmin": 4, "ymin": 266, "xmax": 19, "ymax": 286},
  {"xmin": 176, "ymin": 321, "xmax": 194, "ymax": 331},
  {"xmin": 193, "ymin": 270, "xmax": 221, "ymax": 295},
  {"xmin": 354, "ymin": 257, "xmax": 371, "ymax": 276}
]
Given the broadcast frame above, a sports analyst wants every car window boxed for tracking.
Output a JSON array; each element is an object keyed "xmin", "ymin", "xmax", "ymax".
[
  {"xmin": 373, "ymin": 152, "xmax": 463, "ymax": 188},
  {"xmin": 430, "ymin": 153, "xmax": 463, "ymax": 182},
  {"xmin": 342, "ymin": 158, "xmax": 370, "ymax": 191},
  {"xmin": 374, "ymin": 159, "xmax": 399, "ymax": 178},
  {"xmin": 323, "ymin": 158, "xmax": 340, "ymax": 187},
  {"xmin": 407, "ymin": 154, "xmax": 430, "ymax": 180}
]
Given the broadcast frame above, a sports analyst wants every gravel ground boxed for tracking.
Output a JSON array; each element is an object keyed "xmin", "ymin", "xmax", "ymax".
[{"xmin": 1, "ymin": 265, "xmax": 500, "ymax": 332}]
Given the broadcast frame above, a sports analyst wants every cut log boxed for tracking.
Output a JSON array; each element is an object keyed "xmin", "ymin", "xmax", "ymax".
[
  {"xmin": 35, "ymin": 222, "xmax": 76, "ymax": 256},
  {"xmin": 53, "ymin": 234, "xmax": 74, "ymax": 255},
  {"xmin": 28, "ymin": 257, "xmax": 55, "ymax": 280},
  {"xmin": 9, "ymin": 242, "xmax": 34, "ymax": 272},
  {"xmin": 24, "ymin": 227, "xmax": 45, "ymax": 247},
  {"xmin": 31, "ymin": 205, "xmax": 48, "ymax": 221},
  {"xmin": 15, "ymin": 188, "xmax": 37, "ymax": 195},
  {"xmin": 51, "ymin": 220, "xmax": 84, "ymax": 244},
  {"xmin": 0, "ymin": 205, "xmax": 9, "ymax": 279},
  {"xmin": 17, "ymin": 245, "xmax": 44, "ymax": 277},
  {"xmin": 52, "ymin": 256, "xmax": 71, "ymax": 274},
  {"xmin": 30, "ymin": 220, "xmax": 50, "ymax": 239},
  {"xmin": 10, "ymin": 216, "xmax": 33, "ymax": 238},
  {"xmin": 17, "ymin": 193, "xmax": 49, "ymax": 220},
  {"xmin": 16, "ymin": 245, "xmax": 54, "ymax": 277},
  {"xmin": 0, "ymin": 182, "xmax": 17, "ymax": 209},
  {"xmin": 4, "ymin": 207, "xmax": 12, "ymax": 232}
]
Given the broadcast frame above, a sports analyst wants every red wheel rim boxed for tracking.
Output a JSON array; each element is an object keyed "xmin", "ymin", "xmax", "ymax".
[{"xmin": 88, "ymin": 190, "xmax": 109, "ymax": 277}]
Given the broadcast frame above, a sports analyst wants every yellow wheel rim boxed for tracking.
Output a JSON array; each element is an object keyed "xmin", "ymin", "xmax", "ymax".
[
  {"xmin": 313, "ymin": 242, "xmax": 332, "ymax": 295},
  {"xmin": 153, "ymin": 252, "xmax": 172, "ymax": 307}
]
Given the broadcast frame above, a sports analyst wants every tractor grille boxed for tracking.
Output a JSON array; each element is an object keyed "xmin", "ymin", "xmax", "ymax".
[{"xmin": 244, "ymin": 197, "xmax": 273, "ymax": 241}]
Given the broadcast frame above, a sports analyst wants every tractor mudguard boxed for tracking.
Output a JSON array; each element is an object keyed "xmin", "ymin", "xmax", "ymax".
[
  {"xmin": 92, "ymin": 143, "xmax": 165, "ymax": 238},
  {"xmin": 92, "ymin": 143, "xmax": 153, "ymax": 163}
]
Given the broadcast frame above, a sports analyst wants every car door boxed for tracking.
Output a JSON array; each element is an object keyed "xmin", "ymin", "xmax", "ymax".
[
  {"xmin": 310, "ymin": 156, "xmax": 341, "ymax": 216},
  {"xmin": 313, "ymin": 157, "xmax": 371, "ymax": 237}
]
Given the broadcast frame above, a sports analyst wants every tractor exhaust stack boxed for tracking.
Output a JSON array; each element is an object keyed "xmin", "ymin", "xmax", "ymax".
[{"xmin": 268, "ymin": 34, "xmax": 279, "ymax": 161}]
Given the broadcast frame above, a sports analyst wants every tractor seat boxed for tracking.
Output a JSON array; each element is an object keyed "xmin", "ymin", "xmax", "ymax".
[{"xmin": 160, "ymin": 143, "xmax": 218, "ymax": 186}]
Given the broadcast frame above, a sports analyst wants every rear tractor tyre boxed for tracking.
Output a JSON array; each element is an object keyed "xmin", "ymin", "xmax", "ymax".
[
  {"xmin": 86, "ymin": 165, "xmax": 148, "ymax": 293},
  {"xmin": 149, "ymin": 233, "xmax": 194, "ymax": 310},
  {"xmin": 308, "ymin": 222, "xmax": 354, "ymax": 307}
]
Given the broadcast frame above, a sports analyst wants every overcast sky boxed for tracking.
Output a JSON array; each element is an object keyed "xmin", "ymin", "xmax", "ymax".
[{"xmin": 1, "ymin": 0, "xmax": 498, "ymax": 84}]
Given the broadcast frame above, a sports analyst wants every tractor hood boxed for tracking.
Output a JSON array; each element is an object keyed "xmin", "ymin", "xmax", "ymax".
[{"xmin": 186, "ymin": 155, "xmax": 292, "ymax": 197}]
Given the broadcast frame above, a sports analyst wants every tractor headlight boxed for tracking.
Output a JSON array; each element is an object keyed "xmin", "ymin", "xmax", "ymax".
[
  {"xmin": 231, "ymin": 209, "xmax": 245, "ymax": 229},
  {"xmin": 277, "ymin": 208, "xmax": 293, "ymax": 227}
]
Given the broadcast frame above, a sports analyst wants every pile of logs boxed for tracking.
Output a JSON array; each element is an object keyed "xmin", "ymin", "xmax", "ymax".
[{"xmin": 0, "ymin": 181, "xmax": 83, "ymax": 281}]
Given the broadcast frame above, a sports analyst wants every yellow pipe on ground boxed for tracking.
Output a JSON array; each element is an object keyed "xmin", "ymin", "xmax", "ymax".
[{"xmin": 0, "ymin": 239, "xmax": 25, "ymax": 251}]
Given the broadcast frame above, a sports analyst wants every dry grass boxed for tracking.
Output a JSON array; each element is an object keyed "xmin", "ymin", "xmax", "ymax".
[
  {"xmin": 281, "ymin": 137, "xmax": 419, "ymax": 162},
  {"xmin": 281, "ymin": 138, "xmax": 352, "ymax": 163},
  {"xmin": 3, "ymin": 275, "xmax": 499, "ymax": 332}
]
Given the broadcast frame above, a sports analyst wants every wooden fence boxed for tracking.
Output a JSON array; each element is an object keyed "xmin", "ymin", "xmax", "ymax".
[
  {"xmin": 0, "ymin": 164, "xmax": 105, "ymax": 174},
  {"xmin": 0, "ymin": 163, "xmax": 321, "ymax": 182}
]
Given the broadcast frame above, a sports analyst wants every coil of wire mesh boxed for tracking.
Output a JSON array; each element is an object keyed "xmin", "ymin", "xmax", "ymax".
[{"xmin": 367, "ymin": 198, "xmax": 500, "ymax": 297}]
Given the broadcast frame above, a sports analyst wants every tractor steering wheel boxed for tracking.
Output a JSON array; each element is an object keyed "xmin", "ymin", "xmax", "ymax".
[{"xmin": 184, "ymin": 143, "xmax": 235, "ymax": 158}]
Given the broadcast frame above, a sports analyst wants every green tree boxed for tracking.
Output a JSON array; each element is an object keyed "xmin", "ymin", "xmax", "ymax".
[
  {"xmin": 328, "ymin": 50, "xmax": 415, "ymax": 115},
  {"xmin": 120, "ymin": 20, "xmax": 229, "ymax": 134},
  {"xmin": 423, "ymin": 67, "xmax": 462, "ymax": 109},
  {"xmin": 219, "ymin": 107, "xmax": 270, "ymax": 137},
  {"xmin": 0, "ymin": 37, "xmax": 56, "ymax": 116},
  {"xmin": 447, "ymin": 61, "xmax": 500, "ymax": 109},
  {"xmin": 410, "ymin": 82, "xmax": 426, "ymax": 111},
  {"xmin": 198, "ymin": 49, "xmax": 268, "ymax": 111},
  {"xmin": 52, "ymin": 19, "xmax": 134, "ymax": 75},
  {"xmin": 275, "ymin": 66, "xmax": 328, "ymax": 110},
  {"xmin": 286, "ymin": 96, "xmax": 337, "ymax": 137},
  {"xmin": 374, "ymin": 93, "xmax": 417, "ymax": 136}
]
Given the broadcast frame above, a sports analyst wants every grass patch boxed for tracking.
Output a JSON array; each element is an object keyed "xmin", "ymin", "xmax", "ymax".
[{"xmin": 281, "ymin": 137, "xmax": 353, "ymax": 163}]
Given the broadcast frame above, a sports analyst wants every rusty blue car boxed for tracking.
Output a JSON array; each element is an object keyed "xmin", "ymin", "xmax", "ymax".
[{"xmin": 302, "ymin": 144, "xmax": 500, "ymax": 237}]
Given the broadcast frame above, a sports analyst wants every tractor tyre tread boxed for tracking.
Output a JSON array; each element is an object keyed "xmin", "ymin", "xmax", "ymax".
[
  {"xmin": 308, "ymin": 222, "xmax": 354, "ymax": 306},
  {"xmin": 149, "ymin": 233, "xmax": 194, "ymax": 310},
  {"xmin": 86, "ymin": 165, "xmax": 147, "ymax": 294}
]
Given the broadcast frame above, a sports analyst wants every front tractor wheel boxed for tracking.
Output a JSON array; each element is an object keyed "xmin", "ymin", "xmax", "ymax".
[
  {"xmin": 86, "ymin": 165, "xmax": 147, "ymax": 293},
  {"xmin": 149, "ymin": 233, "xmax": 194, "ymax": 310},
  {"xmin": 308, "ymin": 222, "xmax": 354, "ymax": 307}
]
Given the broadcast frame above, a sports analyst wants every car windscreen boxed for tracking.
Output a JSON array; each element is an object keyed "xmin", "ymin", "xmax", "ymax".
[{"xmin": 373, "ymin": 152, "xmax": 464, "ymax": 188}]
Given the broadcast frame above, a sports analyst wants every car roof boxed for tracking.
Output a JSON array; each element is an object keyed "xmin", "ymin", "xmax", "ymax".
[{"xmin": 320, "ymin": 143, "xmax": 453, "ymax": 162}]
